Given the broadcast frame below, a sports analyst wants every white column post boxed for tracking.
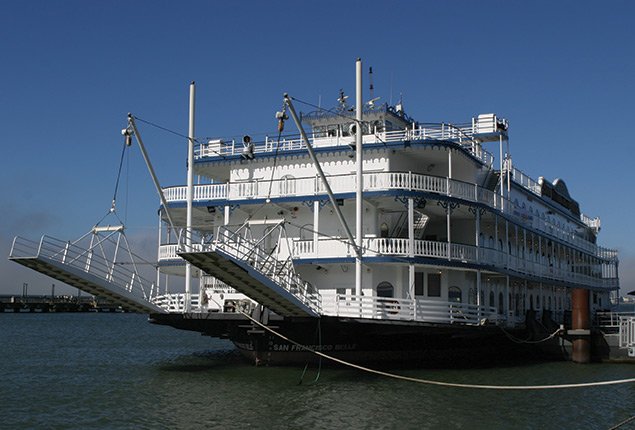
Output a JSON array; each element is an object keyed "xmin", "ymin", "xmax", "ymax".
[
  {"xmin": 313, "ymin": 200, "xmax": 320, "ymax": 257},
  {"xmin": 355, "ymin": 58, "xmax": 363, "ymax": 297},
  {"xmin": 185, "ymin": 81, "xmax": 195, "ymax": 312},
  {"xmin": 224, "ymin": 205, "xmax": 230, "ymax": 225},
  {"xmin": 447, "ymin": 148, "xmax": 452, "ymax": 261},
  {"xmin": 408, "ymin": 197, "xmax": 415, "ymax": 300}
]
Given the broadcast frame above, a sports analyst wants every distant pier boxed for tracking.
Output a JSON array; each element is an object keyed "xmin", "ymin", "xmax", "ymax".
[{"xmin": 0, "ymin": 295, "xmax": 128, "ymax": 313}]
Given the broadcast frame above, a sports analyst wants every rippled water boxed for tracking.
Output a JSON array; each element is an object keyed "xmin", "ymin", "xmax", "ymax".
[{"xmin": 1, "ymin": 313, "xmax": 634, "ymax": 429}]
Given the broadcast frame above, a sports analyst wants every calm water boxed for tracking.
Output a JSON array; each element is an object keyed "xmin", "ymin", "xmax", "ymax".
[{"xmin": 1, "ymin": 314, "xmax": 634, "ymax": 429}]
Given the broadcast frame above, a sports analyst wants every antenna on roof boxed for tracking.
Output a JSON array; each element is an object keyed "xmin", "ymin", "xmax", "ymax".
[{"xmin": 369, "ymin": 66, "xmax": 374, "ymax": 100}]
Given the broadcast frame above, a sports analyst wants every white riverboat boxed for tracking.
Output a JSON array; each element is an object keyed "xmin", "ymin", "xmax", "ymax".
[{"xmin": 9, "ymin": 62, "xmax": 622, "ymax": 365}]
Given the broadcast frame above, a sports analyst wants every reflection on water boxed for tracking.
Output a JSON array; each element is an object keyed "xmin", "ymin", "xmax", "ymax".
[{"xmin": 1, "ymin": 313, "xmax": 634, "ymax": 429}]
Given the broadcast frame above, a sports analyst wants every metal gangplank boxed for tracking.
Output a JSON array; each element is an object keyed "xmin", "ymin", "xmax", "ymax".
[
  {"xmin": 179, "ymin": 223, "xmax": 322, "ymax": 318},
  {"xmin": 9, "ymin": 234, "xmax": 166, "ymax": 314}
]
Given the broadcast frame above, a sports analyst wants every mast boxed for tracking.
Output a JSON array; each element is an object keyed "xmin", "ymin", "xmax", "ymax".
[
  {"xmin": 185, "ymin": 81, "xmax": 195, "ymax": 312},
  {"xmin": 355, "ymin": 58, "xmax": 363, "ymax": 297}
]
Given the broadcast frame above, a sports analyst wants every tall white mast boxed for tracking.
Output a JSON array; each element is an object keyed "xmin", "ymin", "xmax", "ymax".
[
  {"xmin": 185, "ymin": 81, "xmax": 195, "ymax": 312},
  {"xmin": 355, "ymin": 58, "xmax": 363, "ymax": 296}
]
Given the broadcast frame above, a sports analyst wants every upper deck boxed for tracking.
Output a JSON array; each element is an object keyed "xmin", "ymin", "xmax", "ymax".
[{"xmin": 196, "ymin": 122, "xmax": 500, "ymax": 165}]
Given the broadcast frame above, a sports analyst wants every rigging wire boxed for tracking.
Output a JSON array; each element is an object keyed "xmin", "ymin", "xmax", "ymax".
[
  {"xmin": 133, "ymin": 115, "xmax": 227, "ymax": 159},
  {"xmin": 111, "ymin": 139, "xmax": 128, "ymax": 212},
  {"xmin": 240, "ymin": 311, "xmax": 635, "ymax": 391}
]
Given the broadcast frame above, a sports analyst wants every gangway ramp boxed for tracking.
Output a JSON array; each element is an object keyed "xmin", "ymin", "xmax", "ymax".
[
  {"xmin": 9, "ymin": 235, "xmax": 165, "ymax": 314},
  {"xmin": 180, "ymin": 245, "xmax": 321, "ymax": 318}
]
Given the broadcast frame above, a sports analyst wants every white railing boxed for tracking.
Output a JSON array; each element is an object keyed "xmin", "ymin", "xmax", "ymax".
[
  {"xmin": 292, "ymin": 237, "xmax": 615, "ymax": 290},
  {"xmin": 320, "ymin": 294, "xmax": 497, "ymax": 325},
  {"xmin": 595, "ymin": 311, "xmax": 635, "ymax": 328},
  {"xmin": 510, "ymin": 167, "xmax": 542, "ymax": 195},
  {"xmin": 158, "ymin": 243, "xmax": 204, "ymax": 262},
  {"xmin": 160, "ymin": 171, "xmax": 616, "ymax": 259},
  {"xmin": 581, "ymin": 213, "xmax": 601, "ymax": 231},
  {"xmin": 200, "ymin": 275, "xmax": 236, "ymax": 293},
  {"xmin": 195, "ymin": 124, "xmax": 495, "ymax": 166},
  {"xmin": 164, "ymin": 183, "xmax": 227, "ymax": 202},
  {"xmin": 153, "ymin": 293, "xmax": 199, "ymax": 313},
  {"xmin": 619, "ymin": 316, "xmax": 635, "ymax": 349}
]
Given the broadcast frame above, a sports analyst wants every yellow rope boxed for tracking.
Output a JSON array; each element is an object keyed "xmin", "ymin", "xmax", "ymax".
[{"xmin": 241, "ymin": 312, "xmax": 635, "ymax": 391}]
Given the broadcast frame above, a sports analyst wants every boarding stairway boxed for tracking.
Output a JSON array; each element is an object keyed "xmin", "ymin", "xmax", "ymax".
[
  {"xmin": 178, "ymin": 223, "xmax": 322, "ymax": 318},
  {"xmin": 9, "ymin": 233, "xmax": 165, "ymax": 314}
]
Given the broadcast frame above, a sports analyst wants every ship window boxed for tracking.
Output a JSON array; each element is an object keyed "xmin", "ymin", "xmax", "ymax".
[
  {"xmin": 536, "ymin": 295, "xmax": 541, "ymax": 309},
  {"xmin": 498, "ymin": 292, "xmax": 504, "ymax": 314},
  {"xmin": 489, "ymin": 291, "xmax": 495, "ymax": 308},
  {"xmin": 529, "ymin": 294, "xmax": 534, "ymax": 311},
  {"xmin": 449, "ymin": 286, "xmax": 462, "ymax": 303},
  {"xmin": 376, "ymin": 282, "xmax": 394, "ymax": 298},
  {"xmin": 415, "ymin": 272, "xmax": 424, "ymax": 296},
  {"xmin": 427, "ymin": 273, "xmax": 441, "ymax": 297}
]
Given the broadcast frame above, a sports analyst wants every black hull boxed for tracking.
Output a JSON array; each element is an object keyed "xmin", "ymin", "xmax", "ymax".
[{"xmin": 149, "ymin": 312, "xmax": 566, "ymax": 367}]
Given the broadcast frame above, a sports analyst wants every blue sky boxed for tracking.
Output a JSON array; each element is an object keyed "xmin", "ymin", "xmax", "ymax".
[{"xmin": 1, "ymin": 0, "xmax": 633, "ymax": 295}]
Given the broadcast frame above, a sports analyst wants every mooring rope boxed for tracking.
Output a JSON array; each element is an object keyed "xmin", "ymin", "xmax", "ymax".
[
  {"xmin": 498, "ymin": 324, "xmax": 562, "ymax": 344},
  {"xmin": 608, "ymin": 415, "xmax": 635, "ymax": 430},
  {"xmin": 240, "ymin": 312, "xmax": 635, "ymax": 391}
]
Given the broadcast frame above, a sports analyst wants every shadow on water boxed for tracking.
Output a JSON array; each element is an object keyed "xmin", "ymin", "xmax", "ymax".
[{"xmin": 156, "ymin": 348, "xmax": 248, "ymax": 372}]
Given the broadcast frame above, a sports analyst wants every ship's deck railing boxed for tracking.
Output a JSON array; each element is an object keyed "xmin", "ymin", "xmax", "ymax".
[
  {"xmin": 200, "ymin": 275, "xmax": 237, "ymax": 293},
  {"xmin": 159, "ymin": 243, "xmax": 204, "ymax": 261},
  {"xmin": 196, "ymin": 124, "xmax": 496, "ymax": 166},
  {"xmin": 595, "ymin": 311, "xmax": 635, "ymax": 328},
  {"xmin": 162, "ymin": 171, "xmax": 614, "ymax": 257},
  {"xmin": 293, "ymin": 237, "xmax": 617, "ymax": 290},
  {"xmin": 10, "ymin": 235, "xmax": 158, "ymax": 302},
  {"xmin": 212, "ymin": 226, "xmax": 323, "ymax": 314},
  {"xmin": 153, "ymin": 292, "xmax": 253, "ymax": 313},
  {"xmin": 509, "ymin": 166, "xmax": 601, "ymax": 231},
  {"xmin": 618, "ymin": 316, "xmax": 635, "ymax": 350},
  {"xmin": 320, "ymin": 294, "xmax": 498, "ymax": 325},
  {"xmin": 153, "ymin": 293, "xmax": 199, "ymax": 313}
]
